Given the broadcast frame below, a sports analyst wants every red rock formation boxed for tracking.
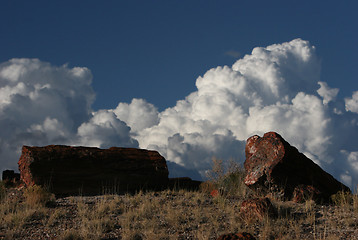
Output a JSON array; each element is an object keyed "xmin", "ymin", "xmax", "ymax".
[
  {"xmin": 18, "ymin": 145, "xmax": 169, "ymax": 195},
  {"xmin": 217, "ymin": 232, "xmax": 256, "ymax": 240},
  {"xmin": 244, "ymin": 132, "xmax": 350, "ymax": 203},
  {"xmin": 240, "ymin": 197, "xmax": 277, "ymax": 221}
]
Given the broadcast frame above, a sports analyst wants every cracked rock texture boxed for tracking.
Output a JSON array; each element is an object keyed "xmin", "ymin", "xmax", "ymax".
[
  {"xmin": 244, "ymin": 132, "xmax": 350, "ymax": 203},
  {"xmin": 18, "ymin": 145, "xmax": 169, "ymax": 196}
]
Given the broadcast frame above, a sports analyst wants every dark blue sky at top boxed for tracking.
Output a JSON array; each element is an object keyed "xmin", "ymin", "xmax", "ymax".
[{"xmin": 0, "ymin": 0, "xmax": 357, "ymax": 111}]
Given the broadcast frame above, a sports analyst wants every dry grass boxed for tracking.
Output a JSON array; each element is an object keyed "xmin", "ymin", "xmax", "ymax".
[
  {"xmin": 23, "ymin": 184, "xmax": 55, "ymax": 207},
  {"xmin": 1, "ymin": 187, "xmax": 358, "ymax": 239},
  {"xmin": 0, "ymin": 181, "xmax": 5, "ymax": 203},
  {"xmin": 1, "ymin": 167, "xmax": 358, "ymax": 239},
  {"xmin": 0, "ymin": 184, "xmax": 52, "ymax": 239}
]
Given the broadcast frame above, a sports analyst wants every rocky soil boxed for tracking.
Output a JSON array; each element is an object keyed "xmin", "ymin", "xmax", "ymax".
[{"xmin": 1, "ymin": 187, "xmax": 358, "ymax": 240}]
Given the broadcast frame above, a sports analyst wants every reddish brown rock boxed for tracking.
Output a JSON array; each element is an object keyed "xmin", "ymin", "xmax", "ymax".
[
  {"xmin": 240, "ymin": 197, "xmax": 277, "ymax": 221},
  {"xmin": 217, "ymin": 232, "xmax": 256, "ymax": 240},
  {"xmin": 18, "ymin": 145, "xmax": 169, "ymax": 196},
  {"xmin": 292, "ymin": 185, "xmax": 321, "ymax": 203},
  {"xmin": 211, "ymin": 189, "xmax": 219, "ymax": 197},
  {"xmin": 244, "ymin": 132, "xmax": 350, "ymax": 203}
]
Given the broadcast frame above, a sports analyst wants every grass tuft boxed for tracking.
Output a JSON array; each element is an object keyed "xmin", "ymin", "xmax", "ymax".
[
  {"xmin": 23, "ymin": 185, "xmax": 55, "ymax": 207},
  {"xmin": 331, "ymin": 191, "xmax": 353, "ymax": 208}
]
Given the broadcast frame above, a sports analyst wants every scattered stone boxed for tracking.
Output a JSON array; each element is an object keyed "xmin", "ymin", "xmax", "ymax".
[
  {"xmin": 217, "ymin": 232, "xmax": 256, "ymax": 240},
  {"xmin": 18, "ymin": 145, "xmax": 169, "ymax": 196},
  {"xmin": 240, "ymin": 197, "xmax": 278, "ymax": 221},
  {"xmin": 244, "ymin": 132, "xmax": 350, "ymax": 203},
  {"xmin": 211, "ymin": 189, "xmax": 219, "ymax": 197}
]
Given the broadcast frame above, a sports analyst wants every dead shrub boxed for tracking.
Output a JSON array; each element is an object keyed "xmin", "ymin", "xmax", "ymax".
[
  {"xmin": 331, "ymin": 191, "xmax": 353, "ymax": 208},
  {"xmin": 199, "ymin": 181, "xmax": 216, "ymax": 194}
]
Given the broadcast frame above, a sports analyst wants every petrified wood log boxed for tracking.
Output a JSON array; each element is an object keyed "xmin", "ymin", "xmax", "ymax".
[
  {"xmin": 18, "ymin": 145, "xmax": 169, "ymax": 196},
  {"xmin": 244, "ymin": 132, "xmax": 350, "ymax": 203}
]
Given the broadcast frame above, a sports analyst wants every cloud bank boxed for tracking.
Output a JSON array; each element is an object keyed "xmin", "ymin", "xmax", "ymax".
[
  {"xmin": 1, "ymin": 39, "xmax": 358, "ymax": 189},
  {"xmin": 0, "ymin": 58, "xmax": 138, "ymax": 174}
]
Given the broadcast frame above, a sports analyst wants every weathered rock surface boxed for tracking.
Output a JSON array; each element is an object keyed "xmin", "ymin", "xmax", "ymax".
[
  {"xmin": 244, "ymin": 132, "xmax": 350, "ymax": 203},
  {"xmin": 240, "ymin": 197, "xmax": 277, "ymax": 221},
  {"xmin": 217, "ymin": 232, "xmax": 256, "ymax": 240},
  {"xmin": 18, "ymin": 145, "xmax": 169, "ymax": 195}
]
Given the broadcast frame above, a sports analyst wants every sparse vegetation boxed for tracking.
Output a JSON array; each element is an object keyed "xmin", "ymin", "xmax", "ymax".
[
  {"xmin": 205, "ymin": 158, "xmax": 251, "ymax": 198},
  {"xmin": 23, "ymin": 184, "xmax": 55, "ymax": 207},
  {"xmin": 331, "ymin": 190, "xmax": 353, "ymax": 208},
  {"xmin": 0, "ymin": 162, "xmax": 358, "ymax": 239},
  {"xmin": 0, "ymin": 181, "xmax": 5, "ymax": 201}
]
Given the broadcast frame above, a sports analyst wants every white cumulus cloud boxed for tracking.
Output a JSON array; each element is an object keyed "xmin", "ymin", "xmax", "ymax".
[
  {"xmin": 0, "ymin": 58, "xmax": 137, "ymax": 173},
  {"xmin": 124, "ymin": 39, "xmax": 358, "ymax": 188},
  {"xmin": 113, "ymin": 98, "xmax": 159, "ymax": 133},
  {"xmin": 345, "ymin": 91, "xmax": 358, "ymax": 113},
  {"xmin": 132, "ymin": 39, "xmax": 325, "ymax": 173},
  {"xmin": 317, "ymin": 81, "xmax": 339, "ymax": 105},
  {"xmin": 77, "ymin": 110, "xmax": 138, "ymax": 148},
  {"xmin": 1, "ymin": 39, "xmax": 358, "ymax": 190}
]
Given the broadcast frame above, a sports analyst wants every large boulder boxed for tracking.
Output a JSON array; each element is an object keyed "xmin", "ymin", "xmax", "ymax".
[
  {"xmin": 244, "ymin": 132, "xmax": 350, "ymax": 203},
  {"xmin": 18, "ymin": 145, "xmax": 169, "ymax": 196}
]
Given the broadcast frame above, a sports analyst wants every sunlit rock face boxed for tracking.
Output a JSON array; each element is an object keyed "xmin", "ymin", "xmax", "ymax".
[
  {"xmin": 18, "ymin": 145, "xmax": 169, "ymax": 196},
  {"xmin": 244, "ymin": 132, "xmax": 350, "ymax": 203}
]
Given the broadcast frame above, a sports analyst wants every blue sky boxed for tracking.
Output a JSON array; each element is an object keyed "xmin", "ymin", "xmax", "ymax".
[
  {"xmin": 1, "ymin": 0, "xmax": 357, "ymax": 111},
  {"xmin": 1, "ymin": 1, "xmax": 358, "ymax": 187}
]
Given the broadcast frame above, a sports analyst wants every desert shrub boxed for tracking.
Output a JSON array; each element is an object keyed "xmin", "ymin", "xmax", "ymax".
[
  {"xmin": 23, "ymin": 185, "xmax": 55, "ymax": 207},
  {"xmin": 221, "ymin": 168, "xmax": 246, "ymax": 196},
  {"xmin": 206, "ymin": 158, "xmax": 248, "ymax": 197},
  {"xmin": 331, "ymin": 191, "xmax": 353, "ymax": 208},
  {"xmin": 199, "ymin": 181, "xmax": 217, "ymax": 194}
]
